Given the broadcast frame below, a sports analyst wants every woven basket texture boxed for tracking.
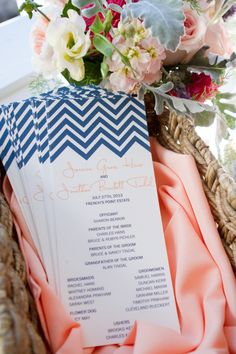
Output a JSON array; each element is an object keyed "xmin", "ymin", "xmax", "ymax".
[
  {"xmin": 0, "ymin": 164, "xmax": 48, "ymax": 354},
  {"xmin": 0, "ymin": 100, "xmax": 235, "ymax": 353},
  {"xmin": 145, "ymin": 94, "xmax": 236, "ymax": 271}
]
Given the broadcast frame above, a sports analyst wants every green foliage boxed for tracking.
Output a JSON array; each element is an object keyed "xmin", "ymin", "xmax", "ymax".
[
  {"xmin": 70, "ymin": 0, "xmax": 121, "ymax": 20},
  {"xmin": 90, "ymin": 11, "xmax": 113, "ymax": 34},
  {"xmin": 62, "ymin": 0, "xmax": 80, "ymax": 17},
  {"xmin": 93, "ymin": 34, "xmax": 132, "ymax": 71},
  {"xmin": 74, "ymin": 0, "xmax": 106, "ymax": 17},
  {"xmin": 215, "ymin": 92, "xmax": 236, "ymax": 129},
  {"xmin": 183, "ymin": 0, "xmax": 201, "ymax": 13},
  {"xmin": 107, "ymin": 3, "xmax": 123, "ymax": 13},
  {"xmin": 19, "ymin": 0, "xmax": 42, "ymax": 19},
  {"xmin": 186, "ymin": 92, "xmax": 236, "ymax": 129},
  {"xmin": 101, "ymin": 60, "xmax": 109, "ymax": 79},
  {"xmin": 103, "ymin": 10, "xmax": 113, "ymax": 33},
  {"xmin": 29, "ymin": 75, "xmax": 63, "ymax": 96},
  {"xmin": 192, "ymin": 110, "xmax": 216, "ymax": 127},
  {"xmin": 93, "ymin": 34, "xmax": 115, "ymax": 57},
  {"xmin": 140, "ymin": 82, "xmax": 208, "ymax": 115},
  {"xmin": 62, "ymin": 58, "xmax": 103, "ymax": 86},
  {"xmin": 121, "ymin": 0, "xmax": 185, "ymax": 51},
  {"xmin": 185, "ymin": 46, "xmax": 229, "ymax": 83},
  {"xmin": 91, "ymin": 15, "xmax": 104, "ymax": 33}
]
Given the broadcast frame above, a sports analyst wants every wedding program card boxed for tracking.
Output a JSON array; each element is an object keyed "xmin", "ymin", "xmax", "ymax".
[
  {"xmin": 44, "ymin": 93, "xmax": 180, "ymax": 347},
  {"xmin": 0, "ymin": 87, "xmax": 180, "ymax": 348}
]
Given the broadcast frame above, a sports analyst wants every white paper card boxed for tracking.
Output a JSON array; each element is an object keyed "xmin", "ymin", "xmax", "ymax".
[
  {"xmin": 0, "ymin": 88, "xmax": 180, "ymax": 348},
  {"xmin": 45, "ymin": 94, "xmax": 179, "ymax": 347}
]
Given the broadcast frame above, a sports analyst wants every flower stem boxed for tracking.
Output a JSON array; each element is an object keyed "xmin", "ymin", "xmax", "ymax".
[
  {"xmin": 37, "ymin": 8, "xmax": 50, "ymax": 22},
  {"xmin": 162, "ymin": 66, "xmax": 172, "ymax": 80}
]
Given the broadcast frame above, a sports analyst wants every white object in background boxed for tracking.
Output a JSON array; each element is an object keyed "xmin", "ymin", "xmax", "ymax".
[{"xmin": 0, "ymin": 15, "xmax": 35, "ymax": 104}]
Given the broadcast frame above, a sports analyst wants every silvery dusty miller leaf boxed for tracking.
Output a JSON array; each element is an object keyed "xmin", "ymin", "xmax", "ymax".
[
  {"xmin": 143, "ymin": 83, "xmax": 208, "ymax": 115},
  {"xmin": 122, "ymin": 0, "xmax": 184, "ymax": 51},
  {"xmin": 74, "ymin": 0, "xmax": 105, "ymax": 17}
]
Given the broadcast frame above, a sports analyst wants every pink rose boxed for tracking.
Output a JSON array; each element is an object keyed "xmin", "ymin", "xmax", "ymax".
[
  {"xmin": 179, "ymin": 7, "xmax": 207, "ymax": 53},
  {"xmin": 204, "ymin": 20, "xmax": 233, "ymax": 58}
]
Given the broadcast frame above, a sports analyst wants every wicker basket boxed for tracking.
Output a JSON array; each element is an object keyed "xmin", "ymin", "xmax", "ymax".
[
  {"xmin": 0, "ymin": 102, "xmax": 235, "ymax": 354},
  {"xmin": 145, "ymin": 95, "xmax": 236, "ymax": 271},
  {"xmin": 0, "ymin": 183, "xmax": 48, "ymax": 354}
]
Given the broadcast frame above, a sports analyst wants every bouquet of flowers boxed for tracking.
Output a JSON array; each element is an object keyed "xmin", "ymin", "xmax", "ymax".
[{"xmin": 20, "ymin": 0, "xmax": 236, "ymax": 115}]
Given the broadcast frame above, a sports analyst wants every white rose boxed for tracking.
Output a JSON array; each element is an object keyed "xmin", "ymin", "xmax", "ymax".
[{"xmin": 46, "ymin": 10, "xmax": 91, "ymax": 81}]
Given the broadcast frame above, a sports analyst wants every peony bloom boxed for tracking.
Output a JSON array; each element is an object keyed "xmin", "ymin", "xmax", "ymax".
[
  {"xmin": 106, "ymin": 20, "xmax": 166, "ymax": 93},
  {"xmin": 46, "ymin": 10, "xmax": 91, "ymax": 81},
  {"xmin": 179, "ymin": 6, "xmax": 207, "ymax": 53},
  {"xmin": 186, "ymin": 73, "xmax": 219, "ymax": 102},
  {"xmin": 31, "ymin": 6, "xmax": 60, "ymax": 75}
]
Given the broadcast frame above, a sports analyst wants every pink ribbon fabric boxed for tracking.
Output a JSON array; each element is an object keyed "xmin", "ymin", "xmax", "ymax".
[{"xmin": 3, "ymin": 139, "xmax": 236, "ymax": 354}]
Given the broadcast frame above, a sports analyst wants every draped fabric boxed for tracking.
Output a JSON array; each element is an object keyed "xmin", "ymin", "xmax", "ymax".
[{"xmin": 4, "ymin": 139, "xmax": 236, "ymax": 354}]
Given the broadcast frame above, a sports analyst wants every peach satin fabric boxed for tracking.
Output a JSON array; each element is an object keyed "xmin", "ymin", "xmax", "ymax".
[{"xmin": 3, "ymin": 139, "xmax": 236, "ymax": 354}]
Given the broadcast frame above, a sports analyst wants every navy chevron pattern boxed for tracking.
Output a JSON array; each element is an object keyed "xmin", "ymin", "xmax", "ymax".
[
  {"xmin": 0, "ymin": 87, "xmax": 150, "ymax": 170},
  {"xmin": 45, "ymin": 95, "xmax": 149, "ymax": 162},
  {"xmin": 47, "ymin": 96, "xmax": 144, "ymax": 124},
  {"xmin": 49, "ymin": 125, "xmax": 149, "ymax": 160},
  {"xmin": 12, "ymin": 101, "xmax": 37, "ymax": 166},
  {"xmin": 32, "ymin": 99, "xmax": 49, "ymax": 163},
  {"xmin": 0, "ymin": 107, "xmax": 15, "ymax": 170},
  {"xmin": 48, "ymin": 115, "xmax": 147, "ymax": 141},
  {"xmin": 51, "ymin": 135, "xmax": 150, "ymax": 161}
]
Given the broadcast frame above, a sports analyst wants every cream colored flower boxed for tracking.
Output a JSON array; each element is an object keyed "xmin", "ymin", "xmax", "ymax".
[
  {"xmin": 31, "ymin": 6, "xmax": 60, "ymax": 76},
  {"xmin": 115, "ymin": 18, "xmax": 150, "ymax": 46},
  {"xmin": 46, "ymin": 10, "xmax": 91, "ymax": 81}
]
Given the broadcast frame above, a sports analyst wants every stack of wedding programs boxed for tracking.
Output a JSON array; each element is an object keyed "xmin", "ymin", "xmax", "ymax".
[{"xmin": 0, "ymin": 86, "xmax": 179, "ymax": 347}]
